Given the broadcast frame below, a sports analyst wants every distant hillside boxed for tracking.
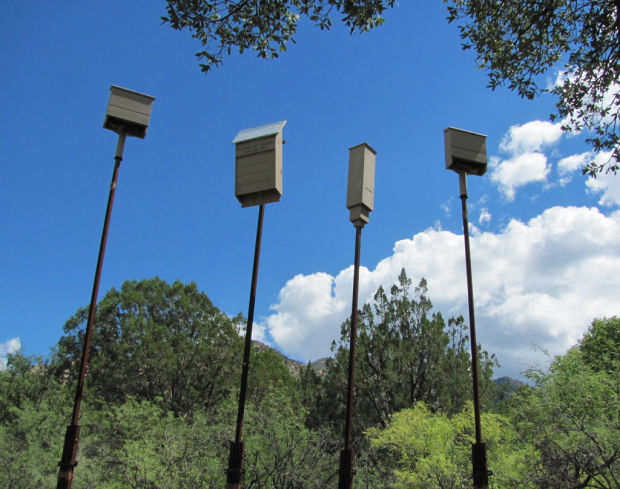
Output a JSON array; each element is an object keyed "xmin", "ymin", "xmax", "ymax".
[
  {"xmin": 494, "ymin": 376, "xmax": 525, "ymax": 392},
  {"xmin": 251, "ymin": 341, "xmax": 328, "ymax": 376},
  {"xmin": 493, "ymin": 376, "xmax": 526, "ymax": 402},
  {"xmin": 253, "ymin": 342, "xmax": 525, "ymax": 391},
  {"xmin": 308, "ymin": 357, "xmax": 329, "ymax": 373}
]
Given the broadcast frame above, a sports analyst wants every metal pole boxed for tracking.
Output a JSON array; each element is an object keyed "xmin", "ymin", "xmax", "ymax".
[
  {"xmin": 226, "ymin": 203, "xmax": 265, "ymax": 489},
  {"xmin": 459, "ymin": 172, "xmax": 489, "ymax": 489},
  {"xmin": 339, "ymin": 224, "xmax": 362, "ymax": 489},
  {"xmin": 57, "ymin": 132, "xmax": 126, "ymax": 489}
]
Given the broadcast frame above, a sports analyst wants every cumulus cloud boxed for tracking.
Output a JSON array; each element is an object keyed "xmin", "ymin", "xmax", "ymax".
[
  {"xmin": 262, "ymin": 207, "xmax": 620, "ymax": 378},
  {"xmin": 586, "ymin": 152, "xmax": 620, "ymax": 206},
  {"xmin": 0, "ymin": 337, "xmax": 21, "ymax": 370},
  {"xmin": 558, "ymin": 152, "xmax": 592, "ymax": 176},
  {"xmin": 555, "ymin": 150, "xmax": 620, "ymax": 207},
  {"xmin": 490, "ymin": 152, "xmax": 550, "ymax": 201},
  {"xmin": 500, "ymin": 120, "xmax": 563, "ymax": 154},
  {"xmin": 489, "ymin": 121, "xmax": 564, "ymax": 200},
  {"xmin": 490, "ymin": 117, "xmax": 620, "ymax": 201}
]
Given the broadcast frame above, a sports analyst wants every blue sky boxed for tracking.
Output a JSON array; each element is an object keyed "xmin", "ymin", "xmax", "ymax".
[{"xmin": 2, "ymin": 1, "xmax": 619, "ymax": 379}]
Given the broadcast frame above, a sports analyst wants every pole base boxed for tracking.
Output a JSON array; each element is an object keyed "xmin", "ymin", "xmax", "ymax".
[
  {"xmin": 225, "ymin": 441, "xmax": 245, "ymax": 487},
  {"xmin": 57, "ymin": 424, "xmax": 80, "ymax": 489},
  {"xmin": 472, "ymin": 442, "xmax": 489, "ymax": 489},
  {"xmin": 338, "ymin": 448, "xmax": 355, "ymax": 489}
]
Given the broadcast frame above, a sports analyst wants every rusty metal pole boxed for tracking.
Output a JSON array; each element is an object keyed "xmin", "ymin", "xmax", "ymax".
[
  {"xmin": 459, "ymin": 172, "xmax": 489, "ymax": 489},
  {"xmin": 339, "ymin": 224, "xmax": 362, "ymax": 489},
  {"xmin": 57, "ymin": 132, "xmax": 126, "ymax": 489},
  {"xmin": 226, "ymin": 203, "xmax": 265, "ymax": 489}
]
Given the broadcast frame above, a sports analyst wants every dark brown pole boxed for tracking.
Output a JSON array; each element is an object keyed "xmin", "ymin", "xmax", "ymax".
[
  {"xmin": 339, "ymin": 224, "xmax": 362, "ymax": 489},
  {"xmin": 57, "ymin": 132, "xmax": 126, "ymax": 489},
  {"xmin": 459, "ymin": 173, "xmax": 489, "ymax": 489},
  {"xmin": 226, "ymin": 203, "xmax": 265, "ymax": 489}
]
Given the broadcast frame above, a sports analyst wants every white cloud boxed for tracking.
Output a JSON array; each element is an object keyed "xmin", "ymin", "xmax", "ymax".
[
  {"xmin": 0, "ymin": 337, "xmax": 21, "ymax": 370},
  {"xmin": 558, "ymin": 152, "xmax": 592, "ymax": 176},
  {"xmin": 478, "ymin": 208, "xmax": 492, "ymax": 226},
  {"xmin": 262, "ymin": 207, "xmax": 620, "ymax": 378},
  {"xmin": 586, "ymin": 152, "xmax": 620, "ymax": 206},
  {"xmin": 490, "ymin": 152, "xmax": 550, "ymax": 201},
  {"xmin": 490, "ymin": 120, "xmax": 568, "ymax": 200},
  {"xmin": 500, "ymin": 120, "xmax": 563, "ymax": 154}
]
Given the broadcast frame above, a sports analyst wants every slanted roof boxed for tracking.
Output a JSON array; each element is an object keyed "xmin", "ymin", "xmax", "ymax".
[{"xmin": 232, "ymin": 120, "xmax": 286, "ymax": 144}]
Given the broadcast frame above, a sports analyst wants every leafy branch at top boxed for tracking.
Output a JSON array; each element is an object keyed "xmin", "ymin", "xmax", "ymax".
[
  {"xmin": 445, "ymin": 0, "xmax": 620, "ymax": 176},
  {"xmin": 162, "ymin": 0, "xmax": 395, "ymax": 72}
]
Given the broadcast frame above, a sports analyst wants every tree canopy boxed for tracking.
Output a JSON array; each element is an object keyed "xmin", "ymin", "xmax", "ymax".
[
  {"xmin": 3, "ymin": 276, "xmax": 618, "ymax": 488},
  {"xmin": 52, "ymin": 277, "xmax": 243, "ymax": 416},
  {"xmin": 510, "ymin": 317, "xmax": 620, "ymax": 489},
  {"xmin": 162, "ymin": 0, "xmax": 396, "ymax": 72},
  {"xmin": 446, "ymin": 0, "xmax": 620, "ymax": 175},
  {"xmin": 367, "ymin": 402, "xmax": 533, "ymax": 489},
  {"xmin": 306, "ymin": 270, "xmax": 497, "ymax": 436}
]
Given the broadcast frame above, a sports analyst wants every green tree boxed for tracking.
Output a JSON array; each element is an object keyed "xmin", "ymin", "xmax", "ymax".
[
  {"xmin": 0, "ymin": 353, "xmax": 69, "ymax": 489},
  {"xmin": 313, "ymin": 270, "xmax": 497, "ymax": 434},
  {"xmin": 0, "ymin": 352, "xmax": 64, "ymax": 423},
  {"xmin": 579, "ymin": 316, "xmax": 620, "ymax": 373},
  {"xmin": 72, "ymin": 397, "xmax": 231, "ymax": 489},
  {"xmin": 69, "ymin": 390, "xmax": 335, "ymax": 489},
  {"xmin": 1, "ymin": 283, "xmax": 339, "ymax": 489},
  {"xmin": 445, "ymin": 0, "xmax": 620, "ymax": 175},
  {"xmin": 162, "ymin": 0, "xmax": 396, "ymax": 72},
  {"xmin": 248, "ymin": 345, "xmax": 297, "ymax": 403},
  {"xmin": 242, "ymin": 390, "xmax": 337, "ymax": 489},
  {"xmin": 367, "ymin": 402, "xmax": 534, "ymax": 489},
  {"xmin": 510, "ymin": 317, "xmax": 620, "ymax": 489},
  {"xmin": 53, "ymin": 278, "xmax": 242, "ymax": 417}
]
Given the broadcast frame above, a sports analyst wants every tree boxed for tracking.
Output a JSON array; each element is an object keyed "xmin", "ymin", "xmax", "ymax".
[
  {"xmin": 0, "ymin": 352, "xmax": 65, "ymax": 424},
  {"xmin": 71, "ymin": 390, "xmax": 335, "ymax": 489},
  {"xmin": 309, "ymin": 270, "xmax": 497, "ymax": 434},
  {"xmin": 242, "ymin": 390, "xmax": 337, "ymax": 489},
  {"xmin": 162, "ymin": 0, "xmax": 396, "ymax": 72},
  {"xmin": 248, "ymin": 346, "xmax": 297, "ymax": 403},
  {"xmin": 367, "ymin": 402, "xmax": 534, "ymax": 489},
  {"xmin": 0, "ymin": 354, "xmax": 67, "ymax": 489},
  {"xmin": 53, "ymin": 278, "xmax": 243, "ymax": 417},
  {"xmin": 72, "ymin": 397, "xmax": 231, "ymax": 489},
  {"xmin": 579, "ymin": 316, "xmax": 620, "ymax": 373},
  {"xmin": 445, "ymin": 0, "xmax": 620, "ymax": 176},
  {"xmin": 510, "ymin": 317, "xmax": 620, "ymax": 489}
]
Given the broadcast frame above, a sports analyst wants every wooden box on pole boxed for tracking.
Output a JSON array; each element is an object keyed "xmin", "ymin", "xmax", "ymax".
[
  {"xmin": 346, "ymin": 143, "xmax": 376, "ymax": 226},
  {"xmin": 103, "ymin": 85, "xmax": 155, "ymax": 139},
  {"xmin": 232, "ymin": 121, "xmax": 286, "ymax": 208},
  {"xmin": 444, "ymin": 127, "xmax": 487, "ymax": 176}
]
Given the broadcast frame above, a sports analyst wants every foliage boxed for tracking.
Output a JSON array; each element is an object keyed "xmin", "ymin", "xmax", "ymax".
[
  {"xmin": 0, "ymin": 357, "xmax": 332, "ymax": 489},
  {"xmin": 248, "ymin": 346, "xmax": 297, "ymax": 403},
  {"xmin": 72, "ymin": 396, "xmax": 231, "ymax": 489},
  {"xmin": 162, "ymin": 0, "xmax": 396, "ymax": 72},
  {"xmin": 312, "ymin": 270, "xmax": 497, "ymax": 435},
  {"xmin": 510, "ymin": 317, "xmax": 620, "ymax": 489},
  {"xmin": 7, "ymin": 276, "xmax": 618, "ymax": 489},
  {"xmin": 53, "ymin": 278, "xmax": 242, "ymax": 417},
  {"xmin": 445, "ymin": 0, "xmax": 620, "ymax": 175},
  {"xmin": 0, "ymin": 354, "xmax": 69, "ymax": 489},
  {"xmin": 0, "ymin": 401, "xmax": 64, "ymax": 489},
  {"xmin": 367, "ymin": 402, "xmax": 534, "ymax": 489},
  {"xmin": 70, "ymin": 391, "xmax": 333, "ymax": 489},
  {"xmin": 0, "ymin": 352, "xmax": 64, "ymax": 423},
  {"xmin": 579, "ymin": 316, "xmax": 620, "ymax": 373},
  {"xmin": 243, "ymin": 390, "xmax": 337, "ymax": 489}
]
